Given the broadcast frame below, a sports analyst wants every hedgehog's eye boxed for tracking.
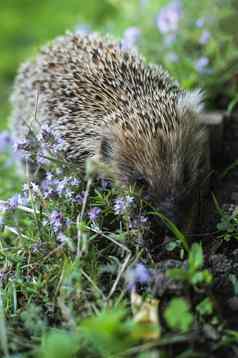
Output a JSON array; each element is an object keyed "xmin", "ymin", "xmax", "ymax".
[{"xmin": 135, "ymin": 176, "xmax": 149, "ymax": 189}]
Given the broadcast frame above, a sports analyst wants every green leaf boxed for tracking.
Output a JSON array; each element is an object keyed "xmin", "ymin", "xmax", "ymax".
[
  {"xmin": 196, "ymin": 297, "xmax": 213, "ymax": 316},
  {"xmin": 40, "ymin": 330, "xmax": 78, "ymax": 358},
  {"xmin": 164, "ymin": 298, "xmax": 193, "ymax": 333},
  {"xmin": 149, "ymin": 211, "xmax": 189, "ymax": 253},
  {"xmin": 167, "ymin": 268, "xmax": 189, "ymax": 282},
  {"xmin": 189, "ymin": 243, "xmax": 203, "ymax": 272}
]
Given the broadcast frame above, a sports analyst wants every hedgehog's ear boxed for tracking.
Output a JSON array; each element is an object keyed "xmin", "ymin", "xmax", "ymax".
[{"xmin": 176, "ymin": 89, "xmax": 205, "ymax": 118}]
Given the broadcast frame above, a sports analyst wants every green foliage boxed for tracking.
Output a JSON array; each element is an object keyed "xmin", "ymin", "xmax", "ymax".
[
  {"xmin": 164, "ymin": 298, "xmax": 193, "ymax": 333},
  {"xmin": 216, "ymin": 208, "xmax": 238, "ymax": 241},
  {"xmin": 79, "ymin": 308, "xmax": 136, "ymax": 357},
  {"xmin": 40, "ymin": 330, "xmax": 78, "ymax": 358},
  {"xmin": 168, "ymin": 243, "xmax": 213, "ymax": 286},
  {"xmin": 196, "ymin": 297, "xmax": 213, "ymax": 317}
]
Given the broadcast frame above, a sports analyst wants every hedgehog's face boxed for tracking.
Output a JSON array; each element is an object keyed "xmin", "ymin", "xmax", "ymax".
[{"xmin": 99, "ymin": 90, "xmax": 210, "ymax": 232}]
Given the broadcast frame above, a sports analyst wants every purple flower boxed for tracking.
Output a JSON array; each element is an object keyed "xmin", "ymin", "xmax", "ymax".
[
  {"xmin": 156, "ymin": 0, "xmax": 181, "ymax": 34},
  {"xmin": 40, "ymin": 124, "xmax": 55, "ymax": 142},
  {"xmin": 30, "ymin": 182, "xmax": 40, "ymax": 194},
  {"xmin": 100, "ymin": 178, "xmax": 111, "ymax": 190},
  {"xmin": 0, "ymin": 202, "xmax": 8, "ymax": 212},
  {"xmin": 0, "ymin": 132, "xmax": 12, "ymax": 152},
  {"xmin": 57, "ymin": 232, "xmax": 69, "ymax": 244},
  {"xmin": 129, "ymin": 215, "xmax": 148, "ymax": 229},
  {"xmin": 113, "ymin": 195, "xmax": 134, "ymax": 215},
  {"xmin": 88, "ymin": 207, "xmax": 101, "ymax": 222},
  {"xmin": 74, "ymin": 191, "xmax": 86, "ymax": 204},
  {"xmin": 8, "ymin": 194, "xmax": 21, "ymax": 210},
  {"xmin": 195, "ymin": 57, "xmax": 209, "ymax": 73},
  {"xmin": 127, "ymin": 263, "xmax": 151, "ymax": 290},
  {"xmin": 36, "ymin": 150, "xmax": 50, "ymax": 166},
  {"xmin": 121, "ymin": 27, "xmax": 141, "ymax": 50},
  {"xmin": 196, "ymin": 18, "xmax": 205, "ymax": 28},
  {"xmin": 7, "ymin": 193, "xmax": 28, "ymax": 210},
  {"xmin": 166, "ymin": 52, "xmax": 179, "ymax": 63},
  {"xmin": 52, "ymin": 137, "xmax": 65, "ymax": 154},
  {"xmin": 49, "ymin": 210, "xmax": 66, "ymax": 234},
  {"xmin": 0, "ymin": 216, "xmax": 5, "ymax": 230},
  {"xmin": 199, "ymin": 30, "xmax": 210, "ymax": 45},
  {"xmin": 68, "ymin": 177, "xmax": 80, "ymax": 186}
]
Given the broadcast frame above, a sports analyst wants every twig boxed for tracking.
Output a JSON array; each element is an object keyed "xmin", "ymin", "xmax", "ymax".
[
  {"xmin": 0, "ymin": 286, "xmax": 9, "ymax": 358},
  {"xmin": 81, "ymin": 269, "xmax": 106, "ymax": 300},
  {"xmin": 76, "ymin": 177, "xmax": 93, "ymax": 257},
  {"xmin": 107, "ymin": 252, "xmax": 131, "ymax": 299}
]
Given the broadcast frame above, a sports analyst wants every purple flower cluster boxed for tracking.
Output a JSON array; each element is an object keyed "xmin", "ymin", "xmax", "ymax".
[
  {"xmin": 0, "ymin": 193, "xmax": 29, "ymax": 212},
  {"xmin": 156, "ymin": 0, "xmax": 181, "ymax": 34},
  {"xmin": 49, "ymin": 210, "xmax": 69, "ymax": 234},
  {"xmin": 127, "ymin": 263, "xmax": 151, "ymax": 291},
  {"xmin": 14, "ymin": 138, "xmax": 34, "ymax": 161},
  {"xmin": 41, "ymin": 173, "xmax": 80, "ymax": 200},
  {"xmin": 113, "ymin": 195, "xmax": 134, "ymax": 215}
]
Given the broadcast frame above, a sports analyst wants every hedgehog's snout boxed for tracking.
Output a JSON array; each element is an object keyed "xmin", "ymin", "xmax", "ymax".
[{"xmin": 158, "ymin": 196, "xmax": 180, "ymax": 230}]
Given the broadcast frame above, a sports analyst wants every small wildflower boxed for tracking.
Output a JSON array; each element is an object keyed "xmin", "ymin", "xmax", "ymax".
[
  {"xmin": 7, "ymin": 193, "xmax": 28, "ymax": 210},
  {"xmin": 166, "ymin": 52, "xmax": 179, "ymax": 63},
  {"xmin": 74, "ymin": 191, "xmax": 86, "ymax": 204},
  {"xmin": 36, "ymin": 150, "xmax": 50, "ymax": 166},
  {"xmin": 52, "ymin": 137, "xmax": 65, "ymax": 154},
  {"xmin": 199, "ymin": 30, "xmax": 210, "ymax": 45},
  {"xmin": 68, "ymin": 177, "xmax": 80, "ymax": 186},
  {"xmin": 14, "ymin": 139, "xmax": 33, "ymax": 152},
  {"xmin": 32, "ymin": 241, "xmax": 42, "ymax": 253},
  {"xmin": 156, "ymin": 0, "xmax": 181, "ymax": 34},
  {"xmin": 30, "ymin": 182, "xmax": 40, "ymax": 194},
  {"xmin": 196, "ymin": 18, "xmax": 205, "ymax": 28},
  {"xmin": 88, "ymin": 207, "xmax": 101, "ymax": 222},
  {"xmin": 0, "ymin": 216, "xmax": 5, "ymax": 231},
  {"xmin": 127, "ymin": 263, "xmax": 151, "ymax": 291},
  {"xmin": 49, "ymin": 210, "xmax": 66, "ymax": 234},
  {"xmin": 8, "ymin": 194, "xmax": 21, "ymax": 210},
  {"xmin": 0, "ymin": 131, "xmax": 12, "ymax": 152},
  {"xmin": 57, "ymin": 232, "xmax": 69, "ymax": 244},
  {"xmin": 129, "ymin": 215, "xmax": 148, "ymax": 229},
  {"xmin": 100, "ymin": 178, "xmax": 111, "ymax": 190},
  {"xmin": 0, "ymin": 202, "xmax": 8, "ymax": 212},
  {"xmin": 195, "ymin": 57, "xmax": 209, "ymax": 73},
  {"xmin": 114, "ymin": 195, "xmax": 134, "ymax": 215},
  {"xmin": 121, "ymin": 27, "xmax": 141, "ymax": 50},
  {"xmin": 40, "ymin": 124, "xmax": 55, "ymax": 142}
]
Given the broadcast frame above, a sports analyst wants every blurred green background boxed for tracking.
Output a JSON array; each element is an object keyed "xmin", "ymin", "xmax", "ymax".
[{"xmin": 0, "ymin": 0, "xmax": 121, "ymax": 130}]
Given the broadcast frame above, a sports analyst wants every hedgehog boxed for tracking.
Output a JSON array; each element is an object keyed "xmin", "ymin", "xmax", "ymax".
[{"xmin": 10, "ymin": 32, "xmax": 210, "ymax": 231}]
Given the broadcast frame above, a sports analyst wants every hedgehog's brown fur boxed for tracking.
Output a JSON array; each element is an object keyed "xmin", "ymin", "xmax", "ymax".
[{"xmin": 10, "ymin": 32, "xmax": 210, "ymax": 229}]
